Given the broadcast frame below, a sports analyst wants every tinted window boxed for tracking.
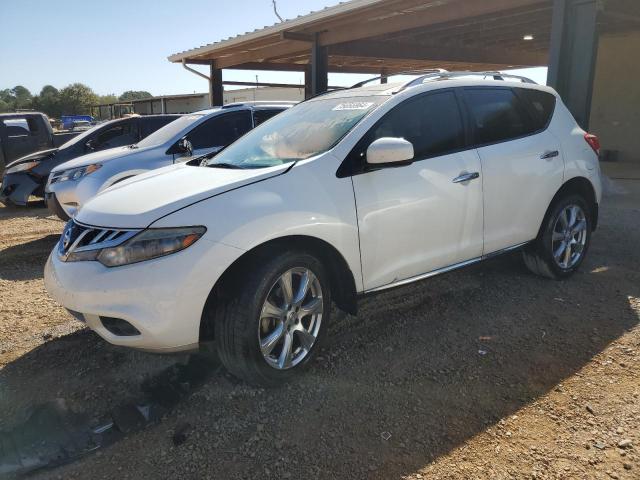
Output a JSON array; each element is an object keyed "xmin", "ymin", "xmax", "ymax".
[
  {"xmin": 139, "ymin": 116, "xmax": 179, "ymax": 138},
  {"xmin": 518, "ymin": 88, "xmax": 556, "ymax": 131},
  {"xmin": 97, "ymin": 123, "xmax": 130, "ymax": 144},
  {"xmin": 253, "ymin": 109, "xmax": 284, "ymax": 127},
  {"xmin": 188, "ymin": 111, "xmax": 252, "ymax": 149},
  {"xmin": 3, "ymin": 119, "xmax": 30, "ymax": 135},
  {"xmin": 352, "ymin": 91, "xmax": 465, "ymax": 165},
  {"xmin": 465, "ymin": 88, "xmax": 535, "ymax": 145}
]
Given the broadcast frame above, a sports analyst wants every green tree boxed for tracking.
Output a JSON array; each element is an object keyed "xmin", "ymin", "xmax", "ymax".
[
  {"xmin": 34, "ymin": 85, "xmax": 61, "ymax": 118},
  {"xmin": 119, "ymin": 90, "xmax": 152, "ymax": 101},
  {"xmin": 97, "ymin": 94, "xmax": 118, "ymax": 105},
  {"xmin": 59, "ymin": 83, "xmax": 98, "ymax": 115},
  {"xmin": 0, "ymin": 97, "xmax": 10, "ymax": 113},
  {"xmin": 11, "ymin": 85, "xmax": 33, "ymax": 110}
]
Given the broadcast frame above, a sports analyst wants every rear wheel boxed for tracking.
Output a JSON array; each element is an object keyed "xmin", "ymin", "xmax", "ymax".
[
  {"xmin": 214, "ymin": 251, "xmax": 330, "ymax": 386},
  {"xmin": 523, "ymin": 194, "xmax": 592, "ymax": 279}
]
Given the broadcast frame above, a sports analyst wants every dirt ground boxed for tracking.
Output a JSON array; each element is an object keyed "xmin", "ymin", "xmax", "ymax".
[{"xmin": 1, "ymin": 177, "xmax": 639, "ymax": 480}]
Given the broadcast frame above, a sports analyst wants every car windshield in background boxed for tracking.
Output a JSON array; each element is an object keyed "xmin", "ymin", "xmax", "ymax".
[
  {"xmin": 135, "ymin": 114, "xmax": 202, "ymax": 148},
  {"xmin": 204, "ymin": 97, "xmax": 386, "ymax": 169}
]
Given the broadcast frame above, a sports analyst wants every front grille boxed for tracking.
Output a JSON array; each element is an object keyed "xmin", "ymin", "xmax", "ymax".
[{"xmin": 58, "ymin": 220, "xmax": 139, "ymax": 260}]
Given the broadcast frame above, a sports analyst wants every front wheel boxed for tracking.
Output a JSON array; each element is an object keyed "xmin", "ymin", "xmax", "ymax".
[
  {"xmin": 523, "ymin": 194, "xmax": 592, "ymax": 279},
  {"xmin": 214, "ymin": 251, "xmax": 331, "ymax": 386}
]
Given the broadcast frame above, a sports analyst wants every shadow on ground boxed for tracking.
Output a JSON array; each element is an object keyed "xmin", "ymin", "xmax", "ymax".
[
  {"xmin": 0, "ymin": 235, "xmax": 59, "ymax": 281},
  {"xmin": 1, "ymin": 196, "xmax": 639, "ymax": 479}
]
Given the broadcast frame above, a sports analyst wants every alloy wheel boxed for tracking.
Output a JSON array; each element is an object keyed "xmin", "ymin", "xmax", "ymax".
[
  {"xmin": 258, "ymin": 267, "xmax": 323, "ymax": 370},
  {"xmin": 551, "ymin": 204, "xmax": 588, "ymax": 269}
]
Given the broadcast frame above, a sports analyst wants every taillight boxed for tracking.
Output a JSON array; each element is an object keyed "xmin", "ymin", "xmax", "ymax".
[{"xmin": 584, "ymin": 133, "xmax": 600, "ymax": 155}]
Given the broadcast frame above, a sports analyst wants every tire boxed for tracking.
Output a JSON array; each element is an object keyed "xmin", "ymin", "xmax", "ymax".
[
  {"xmin": 523, "ymin": 194, "xmax": 592, "ymax": 279},
  {"xmin": 45, "ymin": 193, "xmax": 70, "ymax": 221},
  {"xmin": 214, "ymin": 251, "xmax": 331, "ymax": 386}
]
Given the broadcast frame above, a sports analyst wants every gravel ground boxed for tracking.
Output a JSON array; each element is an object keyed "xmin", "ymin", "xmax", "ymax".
[{"xmin": 1, "ymin": 181, "xmax": 639, "ymax": 480}]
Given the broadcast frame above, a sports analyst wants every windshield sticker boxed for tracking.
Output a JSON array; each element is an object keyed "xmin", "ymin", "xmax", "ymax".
[{"xmin": 332, "ymin": 102, "xmax": 375, "ymax": 111}]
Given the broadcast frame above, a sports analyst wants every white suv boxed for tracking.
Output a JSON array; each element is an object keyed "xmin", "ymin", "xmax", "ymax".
[{"xmin": 45, "ymin": 72, "xmax": 602, "ymax": 385}]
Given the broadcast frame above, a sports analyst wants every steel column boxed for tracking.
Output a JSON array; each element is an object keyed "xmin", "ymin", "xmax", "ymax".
[
  {"xmin": 210, "ymin": 64, "xmax": 223, "ymax": 107},
  {"xmin": 547, "ymin": 0, "xmax": 601, "ymax": 129}
]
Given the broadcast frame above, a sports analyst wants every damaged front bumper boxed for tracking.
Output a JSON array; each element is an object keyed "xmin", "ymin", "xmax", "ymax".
[{"xmin": 0, "ymin": 172, "xmax": 44, "ymax": 206}]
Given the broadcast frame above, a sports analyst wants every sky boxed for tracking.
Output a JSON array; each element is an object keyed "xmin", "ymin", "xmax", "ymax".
[{"xmin": 0, "ymin": 0, "xmax": 548, "ymax": 97}]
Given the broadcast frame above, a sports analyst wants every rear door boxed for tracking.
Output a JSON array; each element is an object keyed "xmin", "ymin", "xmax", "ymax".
[{"xmin": 462, "ymin": 87, "xmax": 563, "ymax": 254}]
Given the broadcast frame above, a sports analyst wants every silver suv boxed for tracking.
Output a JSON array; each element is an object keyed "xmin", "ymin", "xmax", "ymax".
[{"xmin": 45, "ymin": 102, "xmax": 294, "ymax": 220}]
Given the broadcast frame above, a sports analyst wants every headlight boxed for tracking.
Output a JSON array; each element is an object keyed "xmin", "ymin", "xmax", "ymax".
[
  {"xmin": 66, "ymin": 227, "xmax": 206, "ymax": 267},
  {"xmin": 6, "ymin": 161, "xmax": 39, "ymax": 174},
  {"xmin": 49, "ymin": 164, "xmax": 102, "ymax": 184}
]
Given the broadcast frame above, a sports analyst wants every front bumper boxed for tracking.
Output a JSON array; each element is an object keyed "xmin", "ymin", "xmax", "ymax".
[
  {"xmin": 44, "ymin": 236, "xmax": 244, "ymax": 352},
  {"xmin": 0, "ymin": 172, "xmax": 43, "ymax": 206}
]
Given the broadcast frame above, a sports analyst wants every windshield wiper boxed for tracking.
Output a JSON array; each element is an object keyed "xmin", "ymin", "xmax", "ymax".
[
  {"xmin": 128, "ymin": 144, "xmax": 139, "ymax": 149},
  {"xmin": 207, "ymin": 162, "xmax": 243, "ymax": 169}
]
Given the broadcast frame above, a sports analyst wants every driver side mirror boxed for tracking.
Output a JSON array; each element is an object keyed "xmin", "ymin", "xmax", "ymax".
[
  {"xmin": 366, "ymin": 137, "xmax": 414, "ymax": 166},
  {"xmin": 175, "ymin": 136, "xmax": 193, "ymax": 157}
]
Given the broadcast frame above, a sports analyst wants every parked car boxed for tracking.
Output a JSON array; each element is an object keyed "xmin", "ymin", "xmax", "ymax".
[
  {"xmin": 0, "ymin": 112, "xmax": 81, "ymax": 173},
  {"xmin": 69, "ymin": 120, "xmax": 93, "ymax": 131},
  {"xmin": 0, "ymin": 115, "xmax": 180, "ymax": 207},
  {"xmin": 44, "ymin": 73, "xmax": 602, "ymax": 385},
  {"xmin": 44, "ymin": 102, "xmax": 293, "ymax": 220},
  {"xmin": 61, "ymin": 115, "xmax": 94, "ymax": 130}
]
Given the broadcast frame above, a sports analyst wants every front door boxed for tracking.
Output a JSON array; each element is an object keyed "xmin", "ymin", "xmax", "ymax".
[{"xmin": 350, "ymin": 90, "xmax": 484, "ymax": 291}]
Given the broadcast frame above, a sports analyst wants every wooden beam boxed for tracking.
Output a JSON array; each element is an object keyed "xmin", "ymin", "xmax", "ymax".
[
  {"xmin": 317, "ymin": 0, "xmax": 549, "ymax": 46},
  {"xmin": 328, "ymin": 39, "xmax": 548, "ymax": 67},
  {"xmin": 281, "ymin": 31, "xmax": 315, "ymax": 42}
]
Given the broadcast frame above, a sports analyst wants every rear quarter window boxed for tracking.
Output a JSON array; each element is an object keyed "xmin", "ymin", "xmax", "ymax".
[
  {"xmin": 464, "ymin": 88, "xmax": 537, "ymax": 146},
  {"xmin": 517, "ymin": 88, "xmax": 556, "ymax": 131}
]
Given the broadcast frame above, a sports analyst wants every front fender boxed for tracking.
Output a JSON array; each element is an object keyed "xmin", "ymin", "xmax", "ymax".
[{"xmin": 150, "ymin": 158, "xmax": 363, "ymax": 292}]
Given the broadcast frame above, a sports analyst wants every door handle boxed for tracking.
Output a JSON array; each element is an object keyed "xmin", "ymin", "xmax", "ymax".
[
  {"xmin": 540, "ymin": 150, "xmax": 559, "ymax": 159},
  {"xmin": 452, "ymin": 172, "xmax": 480, "ymax": 183}
]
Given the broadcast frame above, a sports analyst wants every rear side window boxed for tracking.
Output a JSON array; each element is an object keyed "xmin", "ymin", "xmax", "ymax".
[
  {"xmin": 518, "ymin": 88, "xmax": 556, "ymax": 131},
  {"xmin": 354, "ymin": 90, "xmax": 465, "ymax": 163},
  {"xmin": 188, "ymin": 111, "xmax": 252, "ymax": 149},
  {"xmin": 3, "ymin": 119, "xmax": 30, "ymax": 135},
  {"xmin": 464, "ymin": 88, "xmax": 535, "ymax": 145},
  {"xmin": 253, "ymin": 109, "xmax": 283, "ymax": 127},
  {"xmin": 139, "ymin": 116, "xmax": 179, "ymax": 138},
  {"xmin": 97, "ymin": 124, "xmax": 130, "ymax": 144}
]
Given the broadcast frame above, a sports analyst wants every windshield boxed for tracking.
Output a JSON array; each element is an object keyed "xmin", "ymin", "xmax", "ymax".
[
  {"xmin": 135, "ymin": 114, "xmax": 203, "ymax": 148},
  {"xmin": 204, "ymin": 96, "xmax": 386, "ymax": 169}
]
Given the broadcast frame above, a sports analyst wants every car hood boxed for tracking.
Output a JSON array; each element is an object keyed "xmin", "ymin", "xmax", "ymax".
[
  {"xmin": 5, "ymin": 148, "xmax": 58, "ymax": 169},
  {"xmin": 50, "ymin": 145, "xmax": 150, "ymax": 172},
  {"xmin": 75, "ymin": 163, "xmax": 291, "ymax": 229}
]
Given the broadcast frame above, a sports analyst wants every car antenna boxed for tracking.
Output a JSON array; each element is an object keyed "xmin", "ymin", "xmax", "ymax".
[{"xmin": 272, "ymin": 0, "xmax": 283, "ymax": 22}]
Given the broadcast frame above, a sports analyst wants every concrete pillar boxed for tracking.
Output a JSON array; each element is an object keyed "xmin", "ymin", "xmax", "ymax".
[
  {"xmin": 209, "ymin": 64, "xmax": 223, "ymax": 107},
  {"xmin": 304, "ymin": 66, "xmax": 313, "ymax": 99},
  {"xmin": 547, "ymin": 0, "xmax": 600, "ymax": 129},
  {"xmin": 310, "ymin": 35, "xmax": 328, "ymax": 96}
]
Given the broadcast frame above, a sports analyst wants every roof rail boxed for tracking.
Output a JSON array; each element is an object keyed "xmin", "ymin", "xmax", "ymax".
[
  {"xmin": 397, "ymin": 70, "xmax": 537, "ymax": 92},
  {"xmin": 350, "ymin": 69, "xmax": 449, "ymax": 89}
]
